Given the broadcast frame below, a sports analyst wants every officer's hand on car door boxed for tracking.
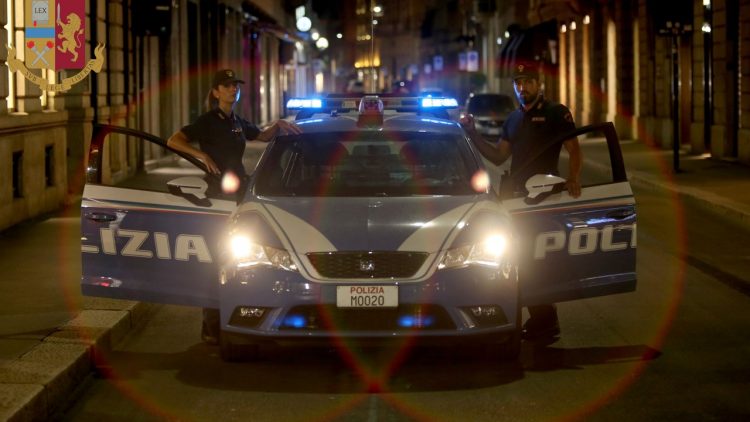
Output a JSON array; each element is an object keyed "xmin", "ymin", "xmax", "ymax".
[
  {"xmin": 276, "ymin": 119, "xmax": 303, "ymax": 135},
  {"xmin": 566, "ymin": 177, "xmax": 581, "ymax": 198},
  {"xmin": 198, "ymin": 151, "xmax": 220, "ymax": 175}
]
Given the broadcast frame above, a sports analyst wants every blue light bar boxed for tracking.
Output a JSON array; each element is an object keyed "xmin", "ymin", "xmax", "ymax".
[
  {"xmin": 286, "ymin": 98, "xmax": 323, "ymax": 109},
  {"xmin": 420, "ymin": 97, "xmax": 459, "ymax": 108}
]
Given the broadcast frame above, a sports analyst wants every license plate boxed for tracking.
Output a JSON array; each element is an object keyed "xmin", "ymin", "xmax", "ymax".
[
  {"xmin": 336, "ymin": 285, "xmax": 398, "ymax": 308},
  {"xmin": 485, "ymin": 127, "xmax": 500, "ymax": 135}
]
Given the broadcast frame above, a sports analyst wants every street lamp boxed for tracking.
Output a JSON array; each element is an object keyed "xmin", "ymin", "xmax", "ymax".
[
  {"xmin": 296, "ymin": 16, "xmax": 311, "ymax": 32},
  {"xmin": 316, "ymin": 37, "xmax": 329, "ymax": 50}
]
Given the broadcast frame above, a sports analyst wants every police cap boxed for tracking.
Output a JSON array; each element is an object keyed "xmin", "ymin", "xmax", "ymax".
[
  {"xmin": 212, "ymin": 69, "xmax": 245, "ymax": 87},
  {"xmin": 512, "ymin": 61, "xmax": 540, "ymax": 81}
]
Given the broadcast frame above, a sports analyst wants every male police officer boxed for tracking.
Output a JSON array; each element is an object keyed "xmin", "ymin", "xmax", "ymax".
[{"xmin": 460, "ymin": 61, "xmax": 582, "ymax": 341}]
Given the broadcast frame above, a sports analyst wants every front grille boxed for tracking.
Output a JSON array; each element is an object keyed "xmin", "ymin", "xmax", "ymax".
[
  {"xmin": 279, "ymin": 304, "xmax": 455, "ymax": 331},
  {"xmin": 307, "ymin": 251, "xmax": 428, "ymax": 279}
]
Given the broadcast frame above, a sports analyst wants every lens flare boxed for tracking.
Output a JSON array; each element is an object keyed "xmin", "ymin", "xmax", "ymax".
[
  {"xmin": 471, "ymin": 170, "xmax": 490, "ymax": 192},
  {"xmin": 222, "ymin": 171, "xmax": 240, "ymax": 193}
]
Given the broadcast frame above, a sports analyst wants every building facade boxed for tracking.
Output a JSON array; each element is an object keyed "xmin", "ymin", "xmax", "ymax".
[
  {"xmin": 500, "ymin": 0, "xmax": 750, "ymax": 163},
  {"xmin": 2, "ymin": 0, "xmax": 748, "ymax": 232},
  {"xmin": 0, "ymin": 0, "xmax": 309, "ymax": 232}
]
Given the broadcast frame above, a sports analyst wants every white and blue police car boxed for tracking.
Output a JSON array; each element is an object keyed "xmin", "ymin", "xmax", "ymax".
[{"xmin": 81, "ymin": 95, "xmax": 637, "ymax": 362}]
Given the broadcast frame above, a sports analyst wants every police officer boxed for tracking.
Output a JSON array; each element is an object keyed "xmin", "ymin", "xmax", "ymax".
[
  {"xmin": 167, "ymin": 69, "xmax": 302, "ymax": 344},
  {"xmin": 460, "ymin": 61, "xmax": 582, "ymax": 342},
  {"xmin": 168, "ymin": 68, "xmax": 301, "ymax": 189}
]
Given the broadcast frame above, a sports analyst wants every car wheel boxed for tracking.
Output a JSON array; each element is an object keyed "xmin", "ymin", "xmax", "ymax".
[{"xmin": 219, "ymin": 330, "xmax": 258, "ymax": 362}]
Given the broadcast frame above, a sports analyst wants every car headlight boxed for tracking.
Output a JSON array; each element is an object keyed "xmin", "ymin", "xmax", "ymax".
[
  {"xmin": 229, "ymin": 234, "xmax": 297, "ymax": 271},
  {"xmin": 438, "ymin": 234, "xmax": 508, "ymax": 269}
]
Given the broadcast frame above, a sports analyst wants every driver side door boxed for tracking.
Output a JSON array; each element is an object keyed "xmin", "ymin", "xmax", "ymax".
[{"xmin": 80, "ymin": 125, "xmax": 237, "ymax": 308}]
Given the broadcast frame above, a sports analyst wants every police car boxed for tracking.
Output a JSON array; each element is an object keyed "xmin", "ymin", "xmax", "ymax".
[{"xmin": 81, "ymin": 95, "xmax": 637, "ymax": 362}]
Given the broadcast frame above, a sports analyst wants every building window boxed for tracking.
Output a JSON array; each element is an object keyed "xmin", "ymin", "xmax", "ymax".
[
  {"xmin": 12, "ymin": 151, "xmax": 23, "ymax": 198},
  {"xmin": 45, "ymin": 145, "xmax": 54, "ymax": 187}
]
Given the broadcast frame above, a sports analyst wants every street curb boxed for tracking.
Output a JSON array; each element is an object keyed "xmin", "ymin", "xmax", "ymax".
[
  {"xmin": 626, "ymin": 169, "xmax": 750, "ymax": 230},
  {"xmin": 0, "ymin": 301, "xmax": 155, "ymax": 422},
  {"xmin": 585, "ymin": 159, "xmax": 750, "ymax": 231}
]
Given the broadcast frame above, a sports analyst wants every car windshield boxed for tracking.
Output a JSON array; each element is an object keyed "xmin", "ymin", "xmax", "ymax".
[
  {"xmin": 467, "ymin": 95, "xmax": 514, "ymax": 114},
  {"xmin": 254, "ymin": 131, "xmax": 480, "ymax": 197}
]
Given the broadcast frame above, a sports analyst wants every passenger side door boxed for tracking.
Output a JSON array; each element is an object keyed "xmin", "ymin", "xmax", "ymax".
[{"xmin": 502, "ymin": 123, "xmax": 637, "ymax": 306}]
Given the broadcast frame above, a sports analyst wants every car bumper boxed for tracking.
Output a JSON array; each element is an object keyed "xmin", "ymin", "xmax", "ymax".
[{"xmin": 218, "ymin": 265, "xmax": 518, "ymax": 342}]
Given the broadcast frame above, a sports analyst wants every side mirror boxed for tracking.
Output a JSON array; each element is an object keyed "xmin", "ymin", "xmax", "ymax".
[
  {"xmin": 167, "ymin": 176, "xmax": 212, "ymax": 207},
  {"xmin": 524, "ymin": 174, "xmax": 566, "ymax": 204}
]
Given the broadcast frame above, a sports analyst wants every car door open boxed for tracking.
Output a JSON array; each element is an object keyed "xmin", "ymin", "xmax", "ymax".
[
  {"xmin": 502, "ymin": 122, "xmax": 637, "ymax": 306},
  {"xmin": 80, "ymin": 125, "xmax": 236, "ymax": 308}
]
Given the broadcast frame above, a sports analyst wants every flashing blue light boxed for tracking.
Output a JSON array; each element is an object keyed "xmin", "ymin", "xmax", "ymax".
[
  {"xmin": 283, "ymin": 315, "xmax": 307, "ymax": 328},
  {"xmin": 286, "ymin": 98, "xmax": 323, "ymax": 109},
  {"xmin": 420, "ymin": 97, "xmax": 458, "ymax": 108},
  {"xmin": 296, "ymin": 118, "xmax": 325, "ymax": 125},
  {"xmin": 420, "ymin": 118, "xmax": 455, "ymax": 125},
  {"xmin": 398, "ymin": 315, "xmax": 435, "ymax": 328}
]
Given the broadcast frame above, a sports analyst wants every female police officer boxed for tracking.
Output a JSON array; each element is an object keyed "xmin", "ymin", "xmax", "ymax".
[
  {"xmin": 168, "ymin": 69, "xmax": 301, "ymax": 188},
  {"xmin": 167, "ymin": 69, "xmax": 302, "ymax": 344}
]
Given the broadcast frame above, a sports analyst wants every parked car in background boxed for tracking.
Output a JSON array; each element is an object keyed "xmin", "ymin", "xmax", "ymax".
[
  {"xmin": 346, "ymin": 80, "xmax": 365, "ymax": 94},
  {"xmin": 464, "ymin": 93, "xmax": 515, "ymax": 141}
]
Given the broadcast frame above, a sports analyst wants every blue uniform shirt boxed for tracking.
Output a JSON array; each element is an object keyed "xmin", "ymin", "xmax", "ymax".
[
  {"xmin": 501, "ymin": 96, "xmax": 576, "ymax": 191},
  {"xmin": 181, "ymin": 108, "xmax": 261, "ymax": 178}
]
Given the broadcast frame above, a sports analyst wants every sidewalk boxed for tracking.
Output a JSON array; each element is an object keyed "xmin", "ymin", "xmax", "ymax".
[
  {"xmin": 1, "ymin": 138, "xmax": 749, "ymax": 421},
  {"xmin": 582, "ymin": 138, "xmax": 750, "ymax": 230},
  {"xmin": 0, "ymin": 207, "xmax": 155, "ymax": 421}
]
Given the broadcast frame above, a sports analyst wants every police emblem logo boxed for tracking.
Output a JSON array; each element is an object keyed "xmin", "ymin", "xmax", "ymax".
[
  {"xmin": 359, "ymin": 259, "xmax": 375, "ymax": 272},
  {"xmin": 5, "ymin": 0, "xmax": 106, "ymax": 92},
  {"xmin": 518, "ymin": 64, "xmax": 524, "ymax": 72}
]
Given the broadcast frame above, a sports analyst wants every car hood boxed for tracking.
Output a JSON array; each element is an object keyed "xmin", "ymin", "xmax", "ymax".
[{"xmin": 249, "ymin": 195, "xmax": 488, "ymax": 254}]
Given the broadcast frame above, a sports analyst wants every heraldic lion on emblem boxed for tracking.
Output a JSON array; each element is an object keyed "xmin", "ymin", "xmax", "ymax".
[{"xmin": 57, "ymin": 13, "xmax": 84, "ymax": 62}]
